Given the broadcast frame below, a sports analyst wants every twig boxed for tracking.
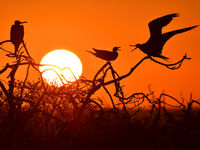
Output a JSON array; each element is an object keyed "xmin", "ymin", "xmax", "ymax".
[
  {"xmin": 158, "ymin": 93, "xmax": 185, "ymax": 108},
  {"xmin": 0, "ymin": 63, "xmax": 9, "ymax": 74},
  {"xmin": 0, "ymin": 40, "xmax": 11, "ymax": 45},
  {"xmin": 101, "ymin": 82, "xmax": 116, "ymax": 110},
  {"xmin": 104, "ymin": 56, "xmax": 149, "ymax": 85},
  {"xmin": 149, "ymin": 54, "xmax": 191, "ymax": 70}
]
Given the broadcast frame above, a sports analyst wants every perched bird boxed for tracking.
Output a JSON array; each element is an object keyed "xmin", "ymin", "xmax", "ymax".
[
  {"xmin": 87, "ymin": 47, "xmax": 120, "ymax": 61},
  {"xmin": 130, "ymin": 13, "xmax": 198, "ymax": 59},
  {"xmin": 10, "ymin": 20, "xmax": 27, "ymax": 55}
]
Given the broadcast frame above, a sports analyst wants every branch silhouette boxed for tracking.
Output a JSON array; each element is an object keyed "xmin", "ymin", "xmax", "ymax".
[{"xmin": 149, "ymin": 54, "xmax": 191, "ymax": 69}]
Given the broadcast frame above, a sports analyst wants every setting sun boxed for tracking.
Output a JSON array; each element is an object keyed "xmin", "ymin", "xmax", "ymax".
[{"xmin": 39, "ymin": 49, "xmax": 82, "ymax": 86}]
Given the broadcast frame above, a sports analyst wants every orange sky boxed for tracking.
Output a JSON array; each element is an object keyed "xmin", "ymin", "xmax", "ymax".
[{"xmin": 0, "ymin": 0, "xmax": 200, "ymax": 103}]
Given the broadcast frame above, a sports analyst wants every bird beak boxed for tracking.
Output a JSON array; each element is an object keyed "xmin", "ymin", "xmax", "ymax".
[
  {"xmin": 129, "ymin": 45, "xmax": 137, "ymax": 52},
  {"xmin": 131, "ymin": 47, "xmax": 138, "ymax": 52},
  {"xmin": 20, "ymin": 21, "xmax": 27, "ymax": 24},
  {"xmin": 129, "ymin": 45, "xmax": 136, "ymax": 47}
]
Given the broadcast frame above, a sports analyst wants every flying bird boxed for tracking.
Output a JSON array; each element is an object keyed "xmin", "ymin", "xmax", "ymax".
[
  {"xmin": 10, "ymin": 20, "xmax": 27, "ymax": 55},
  {"xmin": 87, "ymin": 47, "xmax": 120, "ymax": 61},
  {"xmin": 130, "ymin": 13, "xmax": 198, "ymax": 59}
]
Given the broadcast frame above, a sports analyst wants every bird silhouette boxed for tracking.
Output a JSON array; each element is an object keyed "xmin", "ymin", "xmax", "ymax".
[
  {"xmin": 87, "ymin": 47, "xmax": 120, "ymax": 61},
  {"xmin": 10, "ymin": 20, "xmax": 27, "ymax": 55},
  {"xmin": 130, "ymin": 13, "xmax": 198, "ymax": 59}
]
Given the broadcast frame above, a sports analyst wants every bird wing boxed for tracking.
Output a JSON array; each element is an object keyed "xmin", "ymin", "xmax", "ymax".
[
  {"xmin": 10, "ymin": 25, "xmax": 24, "ymax": 43},
  {"xmin": 161, "ymin": 25, "xmax": 198, "ymax": 48},
  {"xmin": 10, "ymin": 25, "xmax": 15, "ymax": 42},
  {"xmin": 19, "ymin": 25, "xmax": 24, "ymax": 41},
  {"xmin": 148, "ymin": 13, "xmax": 179, "ymax": 37},
  {"xmin": 92, "ymin": 48, "xmax": 112, "ymax": 55}
]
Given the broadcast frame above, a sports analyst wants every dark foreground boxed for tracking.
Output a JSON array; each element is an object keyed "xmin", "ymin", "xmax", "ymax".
[{"xmin": 0, "ymin": 107, "xmax": 200, "ymax": 150}]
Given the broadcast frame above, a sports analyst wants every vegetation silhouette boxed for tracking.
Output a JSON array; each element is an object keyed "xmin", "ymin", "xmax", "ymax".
[
  {"xmin": 87, "ymin": 47, "xmax": 120, "ymax": 61},
  {"xmin": 0, "ymin": 15, "xmax": 199, "ymax": 150},
  {"xmin": 130, "ymin": 13, "xmax": 198, "ymax": 60}
]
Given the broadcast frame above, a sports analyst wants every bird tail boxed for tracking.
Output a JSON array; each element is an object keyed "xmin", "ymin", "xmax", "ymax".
[
  {"xmin": 158, "ymin": 55, "xmax": 169, "ymax": 60},
  {"xmin": 86, "ymin": 50, "xmax": 96, "ymax": 56}
]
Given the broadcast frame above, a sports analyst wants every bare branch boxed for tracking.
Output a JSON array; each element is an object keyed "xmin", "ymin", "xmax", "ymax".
[
  {"xmin": 149, "ymin": 54, "xmax": 191, "ymax": 70},
  {"xmin": 158, "ymin": 93, "xmax": 185, "ymax": 108},
  {"xmin": 0, "ymin": 63, "xmax": 9, "ymax": 74},
  {"xmin": 0, "ymin": 81, "xmax": 8, "ymax": 97},
  {"xmin": 104, "ymin": 56, "xmax": 149, "ymax": 85},
  {"xmin": 0, "ymin": 40, "xmax": 11, "ymax": 45},
  {"xmin": 101, "ymin": 81, "xmax": 116, "ymax": 110}
]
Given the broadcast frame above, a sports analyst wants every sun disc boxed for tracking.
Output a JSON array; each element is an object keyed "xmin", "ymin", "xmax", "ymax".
[{"xmin": 39, "ymin": 49, "xmax": 82, "ymax": 86}]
